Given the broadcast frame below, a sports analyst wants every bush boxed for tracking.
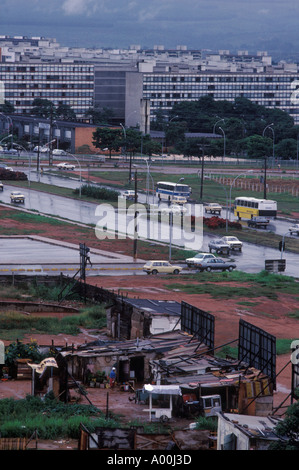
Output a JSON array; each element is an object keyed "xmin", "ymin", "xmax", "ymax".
[
  {"xmin": 73, "ymin": 184, "xmax": 119, "ymax": 201},
  {"xmin": 0, "ymin": 169, "xmax": 27, "ymax": 180}
]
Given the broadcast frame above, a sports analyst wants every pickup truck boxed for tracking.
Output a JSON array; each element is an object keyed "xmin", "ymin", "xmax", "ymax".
[
  {"xmin": 289, "ymin": 223, "xmax": 299, "ymax": 235},
  {"xmin": 247, "ymin": 216, "xmax": 270, "ymax": 229},
  {"xmin": 204, "ymin": 203, "xmax": 222, "ymax": 215}
]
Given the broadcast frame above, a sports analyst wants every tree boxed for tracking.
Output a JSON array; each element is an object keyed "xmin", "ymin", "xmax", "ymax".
[
  {"xmin": 31, "ymin": 99, "xmax": 56, "ymax": 119},
  {"xmin": 243, "ymin": 135, "xmax": 273, "ymax": 159},
  {"xmin": 92, "ymin": 127, "xmax": 122, "ymax": 158},
  {"xmin": 0, "ymin": 100, "xmax": 15, "ymax": 114},
  {"xmin": 270, "ymin": 392, "xmax": 299, "ymax": 450},
  {"xmin": 275, "ymin": 138, "xmax": 297, "ymax": 160},
  {"xmin": 85, "ymin": 107, "xmax": 115, "ymax": 125},
  {"xmin": 56, "ymin": 104, "xmax": 76, "ymax": 121}
]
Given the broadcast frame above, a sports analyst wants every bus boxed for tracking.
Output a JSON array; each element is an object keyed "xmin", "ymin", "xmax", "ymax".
[
  {"xmin": 234, "ymin": 197, "xmax": 277, "ymax": 220},
  {"xmin": 156, "ymin": 181, "xmax": 191, "ymax": 204}
]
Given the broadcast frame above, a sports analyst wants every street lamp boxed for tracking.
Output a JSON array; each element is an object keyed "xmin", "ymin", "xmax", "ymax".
[
  {"xmin": 169, "ymin": 177, "xmax": 184, "ymax": 261},
  {"xmin": 218, "ymin": 126, "xmax": 226, "ymax": 162},
  {"xmin": 66, "ymin": 152, "xmax": 82, "ymax": 197},
  {"xmin": 213, "ymin": 118, "xmax": 224, "ymax": 134},
  {"xmin": 133, "ymin": 164, "xmax": 138, "ymax": 260},
  {"xmin": 262, "ymin": 124, "xmax": 275, "ymax": 198},
  {"xmin": 144, "ymin": 158, "xmax": 155, "ymax": 205}
]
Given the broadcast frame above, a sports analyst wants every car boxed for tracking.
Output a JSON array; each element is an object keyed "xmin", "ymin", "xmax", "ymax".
[
  {"xmin": 53, "ymin": 149, "xmax": 67, "ymax": 156},
  {"xmin": 247, "ymin": 216, "xmax": 270, "ymax": 228},
  {"xmin": 143, "ymin": 260, "xmax": 182, "ymax": 275},
  {"xmin": 56, "ymin": 162, "xmax": 76, "ymax": 170},
  {"xmin": 160, "ymin": 204, "xmax": 187, "ymax": 216},
  {"xmin": 0, "ymin": 181, "xmax": 3, "ymax": 191},
  {"xmin": 33, "ymin": 146, "xmax": 48, "ymax": 153},
  {"xmin": 195, "ymin": 258, "xmax": 236, "ymax": 272},
  {"xmin": 208, "ymin": 238, "xmax": 230, "ymax": 254},
  {"xmin": 289, "ymin": 223, "xmax": 299, "ymax": 235},
  {"xmin": 204, "ymin": 203, "xmax": 222, "ymax": 214},
  {"xmin": 185, "ymin": 252, "xmax": 216, "ymax": 268},
  {"xmin": 1, "ymin": 148, "xmax": 18, "ymax": 154},
  {"xmin": 221, "ymin": 236, "xmax": 243, "ymax": 251},
  {"xmin": 0, "ymin": 163, "xmax": 14, "ymax": 171},
  {"xmin": 10, "ymin": 191, "xmax": 25, "ymax": 203},
  {"xmin": 122, "ymin": 190, "xmax": 136, "ymax": 201}
]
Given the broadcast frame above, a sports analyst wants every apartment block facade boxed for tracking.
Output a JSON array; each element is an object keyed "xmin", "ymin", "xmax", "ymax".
[{"xmin": 1, "ymin": 36, "xmax": 299, "ymax": 127}]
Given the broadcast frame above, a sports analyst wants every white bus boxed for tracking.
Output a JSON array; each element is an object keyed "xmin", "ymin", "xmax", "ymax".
[
  {"xmin": 234, "ymin": 196, "xmax": 277, "ymax": 220},
  {"xmin": 156, "ymin": 181, "xmax": 191, "ymax": 204}
]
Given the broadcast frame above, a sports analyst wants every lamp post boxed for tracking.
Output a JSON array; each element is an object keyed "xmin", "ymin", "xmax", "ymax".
[
  {"xmin": 133, "ymin": 165, "xmax": 138, "ymax": 260},
  {"xmin": 262, "ymin": 124, "xmax": 275, "ymax": 198},
  {"xmin": 144, "ymin": 158, "xmax": 155, "ymax": 205},
  {"xmin": 169, "ymin": 177, "xmax": 184, "ymax": 261},
  {"xmin": 218, "ymin": 126, "xmax": 226, "ymax": 162},
  {"xmin": 66, "ymin": 152, "xmax": 82, "ymax": 197},
  {"xmin": 0, "ymin": 113, "xmax": 13, "ymax": 148}
]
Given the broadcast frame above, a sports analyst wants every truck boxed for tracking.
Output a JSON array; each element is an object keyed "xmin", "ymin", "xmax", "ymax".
[
  {"xmin": 247, "ymin": 216, "xmax": 270, "ymax": 229},
  {"xmin": 204, "ymin": 202, "xmax": 222, "ymax": 215}
]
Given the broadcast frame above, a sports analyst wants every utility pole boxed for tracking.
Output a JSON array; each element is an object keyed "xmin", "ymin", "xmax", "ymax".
[{"xmin": 263, "ymin": 156, "xmax": 267, "ymax": 199}]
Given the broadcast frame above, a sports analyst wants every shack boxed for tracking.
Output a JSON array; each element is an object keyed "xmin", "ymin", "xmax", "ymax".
[
  {"xmin": 106, "ymin": 299, "xmax": 181, "ymax": 339},
  {"xmin": 217, "ymin": 413, "xmax": 282, "ymax": 450}
]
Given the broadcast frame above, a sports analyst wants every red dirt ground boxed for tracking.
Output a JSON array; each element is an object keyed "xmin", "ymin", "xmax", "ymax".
[{"xmin": 0, "ymin": 201, "xmax": 298, "ymax": 446}]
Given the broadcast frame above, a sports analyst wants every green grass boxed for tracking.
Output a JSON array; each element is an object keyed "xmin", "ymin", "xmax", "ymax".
[
  {"xmin": 165, "ymin": 270, "xmax": 299, "ymax": 299},
  {"xmin": 0, "ymin": 395, "xmax": 118, "ymax": 439}
]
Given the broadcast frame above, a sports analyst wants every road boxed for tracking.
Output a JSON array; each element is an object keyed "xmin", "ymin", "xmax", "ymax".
[{"xmin": 1, "ymin": 170, "xmax": 299, "ymax": 277}]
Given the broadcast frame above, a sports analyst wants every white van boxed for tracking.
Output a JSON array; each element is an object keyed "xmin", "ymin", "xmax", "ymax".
[{"xmin": 172, "ymin": 195, "xmax": 187, "ymax": 205}]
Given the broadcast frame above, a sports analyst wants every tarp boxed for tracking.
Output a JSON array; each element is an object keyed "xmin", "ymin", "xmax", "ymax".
[
  {"xmin": 28, "ymin": 357, "xmax": 58, "ymax": 374},
  {"xmin": 143, "ymin": 384, "xmax": 182, "ymax": 396}
]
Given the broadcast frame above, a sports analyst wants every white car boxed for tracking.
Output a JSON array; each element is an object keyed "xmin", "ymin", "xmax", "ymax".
[
  {"xmin": 221, "ymin": 236, "xmax": 243, "ymax": 251},
  {"xmin": 122, "ymin": 190, "xmax": 136, "ymax": 201},
  {"xmin": 143, "ymin": 260, "xmax": 182, "ymax": 275},
  {"xmin": 160, "ymin": 204, "xmax": 187, "ymax": 216},
  {"xmin": 185, "ymin": 253, "xmax": 216, "ymax": 268},
  {"xmin": 10, "ymin": 191, "xmax": 25, "ymax": 203},
  {"xmin": 289, "ymin": 224, "xmax": 299, "ymax": 235},
  {"xmin": 56, "ymin": 162, "xmax": 76, "ymax": 170},
  {"xmin": 0, "ymin": 163, "xmax": 14, "ymax": 171},
  {"xmin": 53, "ymin": 149, "xmax": 67, "ymax": 156}
]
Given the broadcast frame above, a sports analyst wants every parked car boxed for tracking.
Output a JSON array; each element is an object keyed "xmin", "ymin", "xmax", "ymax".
[
  {"xmin": 0, "ymin": 181, "xmax": 3, "ymax": 191},
  {"xmin": 1, "ymin": 148, "xmax": 17, "ymax": 154},
  {"xmin": 204, "ymin": 203, "xmax": 222, "ymax": 214},
  {"xmin": 196, "ymin": 258, "xmax": 236, "ymax": 272},
  {"xmin": 0, "ymin": 163, "xmax": 14, "ymax": 171},
  {"xmin": 208, "ymin": 238, "xmax": 230, "ymax": 254},
  {"xmin": 289, "ymin": 223, "xmax": 299, "ymax": 235},
  {"xmin": 221, "ymin": 236, "xmax": 243, "ymax": 251},
  {"xmin": 53, "ymin": 149, "xmax": 67, "ymax": 156},
  {"xmin": 185, "ymin": 253, "xmax": 216, "ymax": 268},
  {"xmin": 122, "ymin": 190, "xmax": 136, "ymax": 201},
  {"xmin": 33, "ymin": 146, "xmax": 48, "ymax": 153},
  {"xmin": 56, "ymin": 162, "xmax": 76, "ymax": 170},
  {"xmin": 10, "ymin": 191, "xmax": 25, "ymax": 203},
  {"xmin": 247, "ymin": 216, "xmax": 270, "ymax": 229},
  {"xmin": 143, "ymin": 260, "xmax": 182, "ymax": 275}
]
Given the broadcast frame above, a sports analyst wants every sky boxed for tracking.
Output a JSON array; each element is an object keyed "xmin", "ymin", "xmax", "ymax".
[{"xmin": 1, "ymin": 0, "xmax": 299, "ymax": 60}]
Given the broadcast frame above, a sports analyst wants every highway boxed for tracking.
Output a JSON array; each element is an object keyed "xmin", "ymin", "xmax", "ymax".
[{"xmin": 0, "ymin": 169, "xmax": 298, "ymax": 277}]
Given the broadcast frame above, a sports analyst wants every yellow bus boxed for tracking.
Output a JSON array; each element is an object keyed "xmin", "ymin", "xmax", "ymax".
[{"xmin": 234, "ymin": 197, "xmax": 277, "ymax": 220}]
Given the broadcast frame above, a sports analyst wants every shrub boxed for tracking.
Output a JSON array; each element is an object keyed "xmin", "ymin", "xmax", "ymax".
[{"xmin": 73, "ymin": 184, "xmax": 119, "ymax": 201}]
